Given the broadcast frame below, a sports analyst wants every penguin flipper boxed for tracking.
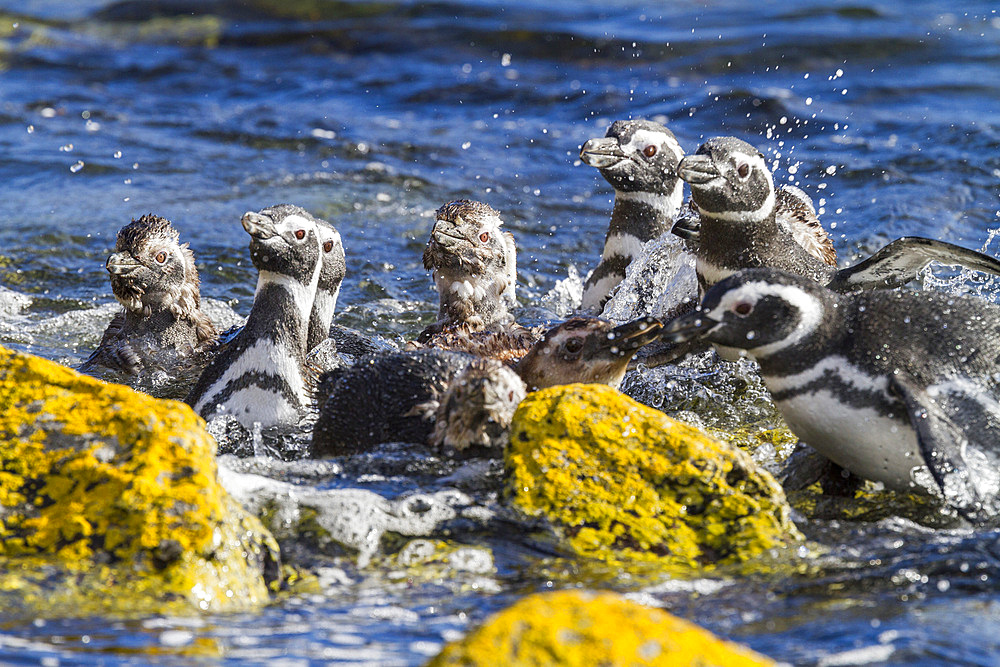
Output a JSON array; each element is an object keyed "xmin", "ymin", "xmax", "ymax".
[
  {"xmin": 890, "ymin": 372, "xmax": 991, "ymax": 523},
  {"xmin": 829, "ymin": 237, "xmax": 1000, "ymax": 292}
]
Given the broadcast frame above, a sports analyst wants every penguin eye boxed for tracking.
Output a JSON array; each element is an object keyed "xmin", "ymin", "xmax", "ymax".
[
  {"xmin": 642, "ymin": 144, "xmax": 658, "ymax": 158},
  {"xmin": 733, "ymin": 302, "xmax": 753, "ymax": 316},
  {"xmin": 154, "ymin": 251, "xmax": 167, "ymax": 264},
  {"xmin": 737, "ymin": 162, "xmax": 750, "ymax": 179},
  {"xmin": 295, "ymin": 229, "xmax": 306, "ymax": 240},
  {"xmin": 563, "ymin": 338, "xmax": 583, "ymax": 354},
  {"xmin": 323, "ymin": 240, "xmax": 334, "ymax": 253},
  {"xmin": 479, "ymin": 232, "xmax": 490, "ymax": 243}
]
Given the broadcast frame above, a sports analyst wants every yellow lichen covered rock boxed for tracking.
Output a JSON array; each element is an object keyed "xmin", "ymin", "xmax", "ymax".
[
  {"xmin": 0, "ymin": 345, "xmax": 280, "ymax": 616},
  {"xmin": 427, "ymin": 589, "xmax": 775, "ymax": 667},
  {"xmin": 506, "ymin": 384, "xmax": 801, "ymax": 568}
]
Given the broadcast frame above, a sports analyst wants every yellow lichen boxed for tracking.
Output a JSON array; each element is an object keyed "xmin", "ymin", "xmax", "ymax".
[
  {"xmin": 0, "ymin": 346, "xmax": 280, "ymax": 616},
  {"xmin": 506, "ymin": 384, "xmax": 801, "ymax": 569},
  {"xmin": 427, "ymin": 589, "xmax": 775, "ymax": 667}
]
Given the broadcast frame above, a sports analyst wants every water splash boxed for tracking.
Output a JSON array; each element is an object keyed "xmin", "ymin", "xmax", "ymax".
[{"xmin": 601, "ymin": 233, "xmax": 697, "ymax": 322}]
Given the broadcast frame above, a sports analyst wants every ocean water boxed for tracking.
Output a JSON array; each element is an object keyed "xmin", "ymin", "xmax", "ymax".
[{"xmin": 2, "ymin": 1, "xmax": 1000, "ymax": 664}]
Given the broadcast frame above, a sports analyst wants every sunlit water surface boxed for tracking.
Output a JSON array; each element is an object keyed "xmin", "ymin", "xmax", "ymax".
[{"xmin": 2, "ymin": 1, "xmax": 1000, "ymax": 664}]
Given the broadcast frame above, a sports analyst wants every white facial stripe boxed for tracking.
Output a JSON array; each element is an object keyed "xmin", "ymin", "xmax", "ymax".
[
  {"xmin": 318, "ymin": 225, "xmax": 342, "ymax": 250},
  {"xmin": 277, "ymin": 213, "xmax": 317, "ymax": 237},
  {"xmin": 706, "ymin": 280, "xmax": 823, "ymax": 356},
  {"xmin": 621, "ymin": 129, "xmax": 684, "ymax": 162},
  {"xmin": 764, "ymin": 355, "xmax": 890, "ymax": 396}
]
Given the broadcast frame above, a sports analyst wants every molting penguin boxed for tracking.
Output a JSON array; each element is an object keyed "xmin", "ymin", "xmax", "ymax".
[
  {"xmin": 186, "ymin": 204, "xmax": 322, "ymax": 428},
  {"xmin": 416, "ymin": 199, "xmax": 539, "ymax": 362},
  {"xmin": 80, "ymin": 214, "xmax": 217, "ymax": 393},
  {"xmin": 419, "ymin": 199, "xmax": 517, "ymax": 341},
  {"xmin": 662, "ymin": 267, "xmax": 1000, "ymax": 522},
  {"xmin": 678, "ymin": 136, "xmax": 1000, "ymax": 295},
  {"xmin": 311, "ymin": 316, "xmax": 662, "ymax": 456},
  {"xmin": 578, "ymin": 119, "xmax": 685, "ymax": 312}
]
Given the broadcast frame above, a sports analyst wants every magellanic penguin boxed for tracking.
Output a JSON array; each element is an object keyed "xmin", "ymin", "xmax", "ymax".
[
  {"xmin": 662, "ymin": 267, "xmax": 1000, "ymax": 523},
  {"xmin": 306, "ymin": 217, "xmax": 347, "ymax": 353},
  {"xmin": 416, "ymin": 199, "xmax": 541, "ymax": 362},
  {"xmin": 80, "ymin": 214, "xmax": 217, "ymax": 393},
  {"xmin": 420, "ymin": 199, "xmax": 517, "ymax": 340},
  {"xmin": 678, "ymin": 136, "xmax": 1000, "ymax": 295},
  {"xmin": 311, "ymin": 315, "xmax": 662, "ymax": 456},
  {"xmin": 186, "ymin": 204, "xmax": 323, "ymax": 428},
  {"xmin": 578, "ymin": 119, "xmax": 686, "ymax": 313}
]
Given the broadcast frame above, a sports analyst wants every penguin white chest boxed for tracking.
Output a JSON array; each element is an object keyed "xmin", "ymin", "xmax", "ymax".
[{"xmin": 764, "ymin": 359, "xmax": 926, "ymax": 493}]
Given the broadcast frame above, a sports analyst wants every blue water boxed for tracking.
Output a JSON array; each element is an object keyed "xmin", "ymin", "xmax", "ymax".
[{"xmin": 2, "ymin": 1, "xmax": 1000, "ymax": 664}]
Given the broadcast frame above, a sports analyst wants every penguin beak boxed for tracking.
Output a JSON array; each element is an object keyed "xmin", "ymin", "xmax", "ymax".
[
  {"xmin": 661, "ymin": 310, "xmax": 719, "ymax": 343},
  {"xmin": 602, "ymin": 316, "xmax": 663, "ymax": 355},
  {"xmin": 580, "ymin": 137, "xmax": 627, "ymax": 168},
  {"xmin": 678, "ymin": 154, "xmax": 720, "ymax": 185},
  {"xmin": 106, "ymin": 252, "xmax": 142, "ymax": 275},
  {"xmin": 241, "ymin": 211, "xmax": 276, "ymax": 240}
]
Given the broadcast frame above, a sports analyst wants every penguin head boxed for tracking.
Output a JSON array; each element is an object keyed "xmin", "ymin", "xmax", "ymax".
[
  {"xmin": 678, "ymin": 137, "xmax": 775, "ymax": 224},
  {"xmin": 423, "ymin": 199, "xmax": 517, "ymax": 326},
  {"xmin": 107, "ymin": 214, "xmax": 201, "ymax": 319},
  {"xmin": 242, "ymin": 204, "xmax": 321, "ymax": 283},
  {"xmin": 430, "ymin": 357, "xmax": 526, "ymax": 452},
  {"xmin": 315, "ymin": 219, "xmax": 346, "ymax": 296},
  {"xmin": 662, "ymin": 268, "xmax": 833, "ymax": 356},
  {"xmin": 580, "ymin": 119, "xmax": 684, "ymax": 196},
  {"xmin": 516, "ymin": 315, "xmax": 662, "ymax": 392}
]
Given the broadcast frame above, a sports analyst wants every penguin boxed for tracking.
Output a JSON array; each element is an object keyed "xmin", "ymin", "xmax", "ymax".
[
  {"xmin": 186, "ymin": 204, "xmax": 323, "ymax": 428},
  {"xmin": 578, "ymin": 120, "xmax": 836, "ymax": 314},
  {"xmin": 677, "ymin": 136, "xmax": 1000, "ymax": 295},
  {"xmin": 306, "ymin": 217, "xmax": 347, "ymax": 353},
  {"xmin": 578, "ymin": 119, "xmax": 686, "ymax": 312},
  {"xmin": 419, "ymin": 199, "xmax": 517, "ymax": 342},
  {"xmin": 414, "ymin": 198, "xmax": 542, "ymax": 362},
  {"xmin": 311, "ymin": 315, "xmax": 662, "ymax": 456},
  {"xmin": 80, "ymin": 214, "xmax": 217, "ymax": 394},
  {"xmin": 671, "ymin": 184, "xmax": 837, "ymax": 268},
  {"xmin": 661, "ymin": 267, "xmax": 1000, "ymax": 523}
]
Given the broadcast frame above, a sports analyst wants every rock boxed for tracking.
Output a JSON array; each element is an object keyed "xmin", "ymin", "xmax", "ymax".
[
  {"xmin": 427, "ymin": 589, "xmax": 776, "ymax": 666},
  {"xmin": 0, "ymin": 345, "xmax": 280, "ymax": 617},
  {"xmin": 506, "ymin": 384, "xmax": 801, "ymax": 568}
]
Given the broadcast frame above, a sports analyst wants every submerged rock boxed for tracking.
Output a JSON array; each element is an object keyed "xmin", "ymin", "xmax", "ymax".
[
  {"xmin": 0, "ymin": 345, "xmax": 280, "ymax": 617},
  {"xmin": 506, "ymin": 384, "xmax": 801, "ymax": 569},
  {"xmin": 427, "ymin": 589, "xmax": 775, "ymax": 666}
]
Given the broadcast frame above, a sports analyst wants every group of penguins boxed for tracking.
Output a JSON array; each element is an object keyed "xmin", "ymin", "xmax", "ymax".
[{"xmin": 81, "ymin": 118, "xmax": 1000, "ymax": 524}]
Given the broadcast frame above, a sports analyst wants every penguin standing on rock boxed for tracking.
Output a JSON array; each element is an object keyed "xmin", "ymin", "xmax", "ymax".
[
  {"xmin": 662, "ymin": 268, "xmax": 1000, "ymax": 523},
  {"xmin": 186, "ymin": 204, "xmax": 323, "ymax": 428},
  {"xmin": 81, "ymin": 214, "xmax": 217, "ymax": 394},
  {"xmin": 578, "ymin": 119, "xmax": 686, "ymax": 312},
  {"xmin": 677, "ymin": 136, "xmax": 1000, "ymax": 295}
]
